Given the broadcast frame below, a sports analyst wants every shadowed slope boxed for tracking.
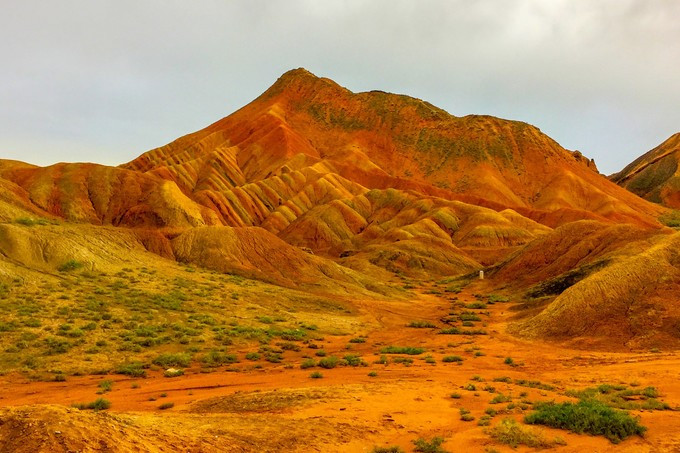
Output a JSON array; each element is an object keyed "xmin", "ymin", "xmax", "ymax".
[
  {"xmin": 510, "ymin": 231, "xmax": 680, "ymax": 348},
  {"xmin": 612, "ymin": 133, "xmax": 680, "ymax": 208}
]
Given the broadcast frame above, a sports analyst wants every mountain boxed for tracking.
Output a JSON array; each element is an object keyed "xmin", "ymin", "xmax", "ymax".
[
  {"xmin": 611, "ymin": 133, "xmax": 680, "ymax": 209},
  {"xmin": 1, "ymin": 68, "xmax": 676, "ymax": 347},
  {"xmin": 123, "ymin": 68, "xmax": 665, "ymax": 230}
]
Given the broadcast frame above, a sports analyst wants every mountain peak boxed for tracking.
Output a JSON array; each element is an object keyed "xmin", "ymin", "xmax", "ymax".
[{"xmin": 260, "ymin": 67, "xmax": 346, "ymax": 101}]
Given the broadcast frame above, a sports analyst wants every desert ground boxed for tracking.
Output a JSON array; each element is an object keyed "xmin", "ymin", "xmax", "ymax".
[{"xmin": 1, "ymin": 270, "xmax": 679, "ymax": 453}]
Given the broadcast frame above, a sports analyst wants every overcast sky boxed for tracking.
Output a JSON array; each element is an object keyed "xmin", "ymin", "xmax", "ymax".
[{"xmin": 1, "ymin": 0, "xmax": 678, "ymax": 174}]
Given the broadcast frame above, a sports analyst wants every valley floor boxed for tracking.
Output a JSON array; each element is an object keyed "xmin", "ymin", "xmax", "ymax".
[{"xmin": 1, "ymin": 282, "xmax": 680, "ymax": 452}]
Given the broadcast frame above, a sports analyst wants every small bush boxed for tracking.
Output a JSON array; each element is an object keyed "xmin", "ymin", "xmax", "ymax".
[
  {"xmin": 73, "ymin": 398, "xmax": 111, "ymax": 411},
  {"xmin": 153, "ymin": 353, "xmax": 191, "ymax": 368},
  {"xmin": 489, "ymin": 418, "xmax": 559, "ymax": 449},
  {"xmin": 380, "ymin": 346, "xmax": 425, "ymax": 355},
  {"xmin": 310, "ymin": 371, "xmax": 323, "ymax": 379},
  {"xmin": 58, "ymin": 260, "xmax": 84, "ymax": 272},
  {"xmin": 115, "ymin": 362, "xmax": 147, "ymax": 377},
  {"xmin": 318, "ymin": 356, "xmax": 340, "ymax": 369},
  {"xmin": 525, "ymin": 400, "xmax": 646, "ymax": 443},
  {"xmin": 245, "ymin": 352, "xmax": 260, "ymax": 361},
  {"xmin": 660, "ymin": 210, "xmax": 680, "ymax": 228},
  {"xmin": 370, "ymin": 446, "xmax": 404, "ymax": 453},
  {"xmin": 412, "ymin": 436, "xmax": 447, "ymax": 453},
  {"xmin": 158, "ymin": 402, "xmax": 175, "ymax": 410},
  {"xmin": 442, "ymin": 355, "xmax": 463, "ymax": 363},
  {"xmin": 490, "ymin": 393, "xmax": 512, "ymax": 404},
  {"xmin": 201, "ymin": 350, "xmax": 238, "ymax": 367},
  {"xmin": 300, "ymin": 359, "xmax": 316, "ymax": 369},
  {"xmin": 98, "ymin": 379, "xmax": 113, "ymax": 393}
]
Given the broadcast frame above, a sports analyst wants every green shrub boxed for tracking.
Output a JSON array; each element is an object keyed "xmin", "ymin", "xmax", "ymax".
[
  {"xmin": 310, "ymin": 371, "xmax": 323, "ymax": 379},
  {"xmin": 412, "ymin": 436, "xmax": 447, "ymax": 453},
  {"xmin": 525, "ymin": 400, "xmax": 646, "ymax": 443},
  {"xmin": 442, "ymin": 355, "xmax": 463, "ymax": 363},
  {"xmin": 318, "ymin": 356, "xmax": 340, "ymax": 369},
  {"xmin": 380, "ymin": 346, "xmax": 425, "ymax": 355},
  {"xmin": 58, "ymin": 260, "xmax": 84, "ymax": 272},
  {"xmin": 489, "ymin": 418, "xmax": 560, "ymax": 448},
  {"xmin": 158, "ymin": 402, "xmax": 175, "ymax": 410},
  {"xmin": 343, "ymin": 354, "xmax": 365, "ymax": 367},
  {"xmin": 660, "ymin": 210, "xmax": 680, "ymax": 228},
  {"xmin": 490, "ymin": 393, "xmax": 512, "ymax": 404},
  {"xmin": 98, "ymin": 379, "xmax": 113, "ymax": 393},
  {"xmin": 370, "ymin": 446, "xmax": 404, "ymax": 453},
  {"xmin": 201, "ymin": 350, "xmax": 238, "ymax": 367},
  {"xmin": 153, "ymin": 353, "xmax": 191, "ymax": 368},
  {"xmin": 73, "ymin": 398, "xmax": 111, "ymax": 411},
  {"xmin": 115, "ymin": 362, "xmax": 147, "ymax": 377},
  {"xmin": 245, "ymin": 352, "xmax": 260, "ymax": 361},
  {"xmin": 300, "ymin": 359, "xmax": 316, "ymax": 369},
  {"xmin": 407, "ymin": 320, "xmax": 437, "ymax": 328}
]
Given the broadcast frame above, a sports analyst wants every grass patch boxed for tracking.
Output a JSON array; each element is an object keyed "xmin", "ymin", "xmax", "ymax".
[
  {"xmin": 153, "ymin": 353, "xmax": 192, "ymax": 368},
  {"xmin": 565, "ymin": 384, "xmax": 669, "ymax": 411},
  {"xmin": 525, "ymin": 400, "xmax": 646, "ymax": 443},
  {"xmin": 57, "ymin": 260, "xmax": 84, "ymax": 272},
  {"xmin": 412, "ymin": 436, "xmax": 447, "ymax": 453},
  {"xmin": 407, "ymin": 320, "xmax": 437, "ymax": 328},
  {"xmin": 489, "ymin": 418, "xmax": 563, "ymax": 448},
  {"xmin": 442, "ymin": 355, "xmax": 463, "ymax": 363},
  {"xmin": 72, "ymin": 398, "xmax": 111, "ymax": 411},
  {"xmin": 371, "ymin": 447, "xmax": 404, "ymax": 453},
  {"xmin": 380, "ymin": 346, "xmax": 425, "ymax": 355}
]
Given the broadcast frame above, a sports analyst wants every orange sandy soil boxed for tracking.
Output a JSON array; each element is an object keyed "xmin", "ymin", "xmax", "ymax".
[{"xmin": 1, "ymin": 282, "xmax": 680, "ymax": 452}]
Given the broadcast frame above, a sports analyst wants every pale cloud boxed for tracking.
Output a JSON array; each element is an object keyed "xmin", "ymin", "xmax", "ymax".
[{"xmin": 0, "ymin": 0, "xmax": 678, "ymax": 173}]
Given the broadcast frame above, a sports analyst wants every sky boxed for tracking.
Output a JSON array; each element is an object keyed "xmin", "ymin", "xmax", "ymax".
[{"xmin": 1, "ymin": 0, "xmax": 678, "ymax": 174}]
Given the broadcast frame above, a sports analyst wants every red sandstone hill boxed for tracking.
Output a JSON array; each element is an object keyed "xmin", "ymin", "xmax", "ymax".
[
  {"xmin": 124, "ymin": 68, "xmax": 665, "ymax": 229},
  {"xmin": 1, "ymin": 68, "xmax": 680, "ymax": 351},
  {"xmin": 611, "ymin": 133, "xmax": 680, "ymax": 209}
]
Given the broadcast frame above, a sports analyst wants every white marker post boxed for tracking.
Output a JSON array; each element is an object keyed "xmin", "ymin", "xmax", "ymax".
[{"xmin": 479, "ymin": 270, "xmax": 484, "ymax": 280}]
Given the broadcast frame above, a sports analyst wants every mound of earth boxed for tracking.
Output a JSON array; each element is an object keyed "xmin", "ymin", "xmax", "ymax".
[
  {"xmin": 612, "ymin": 133, "xmax": 680, "ymax": 209},
  {"xmin": 508, "ymin": 231, "xmax": 680, "ymax": 349}
]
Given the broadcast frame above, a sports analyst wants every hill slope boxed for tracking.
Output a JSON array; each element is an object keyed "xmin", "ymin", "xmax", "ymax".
[
  {"xmin": 124, "ymin": 68, "xmax": 665, "ymax": 229},
  {"xmin": 611, "ymin": 133, "xmax": 680, "ymax": 209}
]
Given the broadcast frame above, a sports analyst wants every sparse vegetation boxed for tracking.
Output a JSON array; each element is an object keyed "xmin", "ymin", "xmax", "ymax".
[
  {"xmin": 380, "ymin": 346, "xmax": 425, "ymax": 355},
  {"xmin": 412, "ymin": 436, "xmax": 448, "ymax": 453},
  {"xmin": 442, "ymin": 355, "xmax": 463, "ymax": 363},
  {"xmin": 407, "ymin": 320, "xmax": 437, "ymax": 328},
  {"xmin": 72, "ymin": 398, "xmax": 111, "ymax": 411},
  {"xmin": 488, "ymin": 418, "xmax": 563, "ymax": 449},
  {"xmin": 525, "ymin": 400, "xmax": 646, "ymax": 443},
  {"xmin": 371, "ymin": 447, "xmax": 404, "ymax": 453}
]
